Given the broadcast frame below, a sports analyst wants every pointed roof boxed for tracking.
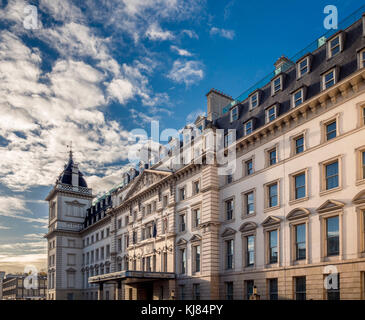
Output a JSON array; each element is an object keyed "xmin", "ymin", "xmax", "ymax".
[
  {"xmin": 316, "ymin": 200, "xmax": 344, "ymax": 213},
  {"xmin": 56, "ymin": 151, "xmax": 88, "ymax": 188}
]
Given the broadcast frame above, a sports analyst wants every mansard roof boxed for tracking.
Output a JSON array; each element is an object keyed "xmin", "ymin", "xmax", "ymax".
[{"xmin": 214, "ymin": 17, "xmax": 365, "ymax": 138}]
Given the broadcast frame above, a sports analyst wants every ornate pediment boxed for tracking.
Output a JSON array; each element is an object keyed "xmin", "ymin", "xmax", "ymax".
[
  {"xmin": 221, "ymin": 227, "xmax": 236, "ymax": 237},
  {"xmin": 177, "ymin": 238, "xmax": 187, "ymax": 246},
  {"xmin": 189, "ymin": 234, "xmax": 202, "ymax": 242},
  {"xmin": 261, "ymin": 216, "xmax": 281, "ymax": 227},
  {"xmin": 65, "ymin": 199, "xmax": 85, "ymax": 207},
  {"xmin": 239, "ymin": 222, "xmax": 257, "ymax": 233},
  {"xmin": 287, "ymin": 207, "xmax": 310, "ymax": 220},
  {"xmin": 316, "ymin": 199, "xmax": 344, "ymax": 213},
  {"xmin": 352, "ymin": 189, "xmax": 365, "ymax": 205},
  {"xmin": 124, "ymin": 169, "xmax": 172, "ymax": 200}
]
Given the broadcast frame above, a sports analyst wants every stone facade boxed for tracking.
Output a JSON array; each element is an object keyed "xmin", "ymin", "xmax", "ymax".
[{"xmin": 46, "ymin": 14, "xmax": 365, "ymax": 300}]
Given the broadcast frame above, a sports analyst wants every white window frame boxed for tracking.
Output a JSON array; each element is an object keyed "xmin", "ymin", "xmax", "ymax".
[
  {"xmin": 244, "ymin": 120, "xmax": 253, "ymax": 136},
  {"xmin": 266, "ymin": 105, "xmax": 277, "ymax": 123},
  {"xmin": 271, "ymin": 75, "xmax": 283, "ymax": 95},
  {"xmin": 319, "ymin": 155, "xmax": 343, "ymax": 196},
  {"xmin": 297, "ymin": 56, "xmax": 310, "ymax": 78},
  {"xmin": 327, "ymin": 33, "xmax": 344, "ymax": 59},
  {"xmin": 249, "ymin": 91, "xmax": 259, "ymax": 109},
  {"xmin": 358, "ymin": 48, "xmax": 365, "ymax": 69},
  {"xmin": 292, "ymin": 88, "xmax": 304, "ymax": 108},
  {"xmin": 230, "ymin": 106, "xmax": 238, "ymax": 122},
  {"xmin": 322, "ymin": 68, "xmax": 338, "ymax": 91}
]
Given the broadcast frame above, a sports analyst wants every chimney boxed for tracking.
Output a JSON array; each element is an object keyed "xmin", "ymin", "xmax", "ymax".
[
  {"xmin": 206, "ymin": 88, "xmax": 233, "ymax": 121},
  {"xmin": 274, "ymin": 55, "xmax": 294, "ymax": 75}
]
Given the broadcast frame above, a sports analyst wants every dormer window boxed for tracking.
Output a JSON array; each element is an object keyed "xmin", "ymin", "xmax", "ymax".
[
  {"xmin": 230, "ymin": 106, "xmax": 238, "ymax": 122},
  {"xmin": 322, "ymin": 68, "xmax": 338, "ymax": 90},
  {"xmin": 358, "ymin": 48, "xmax": 365, "ymax": 69},
  {"xmin": 327, "ymin": 33, "xmax": 344, "ymax": 59},
  {"xmin": 266, "ymin": 105, "xmax": 278, "ymax": 123},
  {"xmin": 224, "ymin": 131, "xmax": 234, "ymax": 148},
  {"xmin": 271, "ymin": 75, "xmax": 283, "ymax": 96},
  {"xmin": 244, "ymin": 120, "xmax": 253, "ymax": 136},
  {"xmin": 292, "ymin": 87, "xmax": 306, "ymax": 108},
  {"xmin": 249, "ymin": 91, "xmax": 259, "ymax": 109},
  {"xmin": 296, "ymin": 56, "xmax": 310, "ymax": 78}
]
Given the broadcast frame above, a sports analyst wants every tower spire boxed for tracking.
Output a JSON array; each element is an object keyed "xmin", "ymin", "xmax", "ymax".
[{"xmin": 67, "ymin": 141, "xmax": 73, "ymax": 161}]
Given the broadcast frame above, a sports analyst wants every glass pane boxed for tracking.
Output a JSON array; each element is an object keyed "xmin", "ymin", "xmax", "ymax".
[
  {"xmin": 295, "ymin": 174, "xmax": 306, "ymax": 198},
  {"xmin": 295, "ymin": 136, "xmax": 304, "ymax": 153},
  {"xmin": 326, "ymin": 121, "xmax": 336, "ymax": 140},
  {"xmin": 326, "ymin": 161, "xmax": 339, "ymax": 189}
]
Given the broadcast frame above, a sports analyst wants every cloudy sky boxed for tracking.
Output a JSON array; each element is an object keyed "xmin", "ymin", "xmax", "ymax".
[{"xmin": 0, "ymin": 0, "xmax": 361, "ymax": 273}]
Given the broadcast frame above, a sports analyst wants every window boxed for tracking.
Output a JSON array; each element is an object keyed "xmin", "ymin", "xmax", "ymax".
[
  {"xmin": 292, "ymin": 88, "xmax": 303, "ymax": 107},
  {"xmin": 362, "ymin": 151, "xmax": 365, "ymax": 180},
  {"xmin": 268, "ymin": 148, "xmax": 277, "ymax": 166},
  {"xmin": 295, "ymin": 224, "xmax": 306, "ymax": 260},
  {"xmin": 193, "ymin": 284, "xmax": 200, "ymax": 300},
  {"xmin": 328, "ymin": 35, "xmax": 341, "ymax": 58},
  {"xmin": 268, "ymin": 183, "xmax": 278, "ymax": 208},
  {"xmin": 272, "ymin": 76, "xmax": 282, "ymax": 95},
  {"xmin": 106, "ymin": 228, "xmax": 110, "ymax": 237},
  {"xmin": 193, "ymin": 208, "xmax": 201, "ymax": 228},
  {"xmin": 246, "ymin": 235, "xmax": 255, "ymax": 267},
  {"xmin": 226, "ymin": 282, "xmax": 234, "ymax": 300},
  {"xmin": 230, "ymin": 106, "xmax": 238, "ymax": 122},
  {"xmin": 325, "ymin": 160, "xmax": 339, "ymax": 190},
  {"xmin": 322, "ymin": 69, "xmax": 336, "ymax": 90},
  {"xmin": 225, "ymin": 199, "xmax": 234, "ymax": 220},
  {"xmin": 326, "ymin": 216, "xmax": 339, "ymax": 256},
  {"xmin": 226, "ymin": 239, "xmax": 234, "ymax": 270},
  {"xmin": 244, "ymin": 120, "xmax": 253, "ymax": 135},
  {"xmin": 266, "ymin": 105, "xmax": 277, "ymax": 123},
  {"xmin": 179, "ymin": 285, "xmax": 185, "ymax": 300},
  {"xmin": 163, "ymin": 195, "xmax": 168, "ymax": 207},
  {"xmin": 224, "ymin": 132, "xmax": 234, "ymax": 147},
  {"xmin": 294, "ymin": 173, "xmax": 306, "ymax": 199},
  {"xmin": 295, "ymin": 277, "xmax": 306, "ymax": 300},
  {"xmin": 269, "ymin": 278, "xmax": 278, "ymax": 300},
  {"xmin": 244, "ymin": 191, "xmax": 255, "ymax": 216},
  {"xmin": 193, "ymin": 181, "xmax": 200, "ymax": 195},
  {"xmin": 179, "ymin": 214, "xmax": 186, "ymax": 232},
  {"xmin": 193, "ymin": 245, "xmax": 201, "ymax": 273},
  {"xmin": 326, "ymin": 273, "xmax": 340, "ymax": 300},
  {"xmin": 358, "ymin": 49, "xmax": 365, "ymax": 69},
  {"xmin": 250, "ymin": 92, "xmax": 259, "ymax": 109},
  {"xmin": 226, "ymin": 173, "xmax": 233, "ymax": 184},
  {"xmin": 326, "ymin": 120, "xmax": 337, "ymax": 141},
  {"xmin": 245, "ymin": 159, "xmax": 253, "ymax": 176},
  {"xmin": 269, "ymin": 230, "xmax": 278, "ymax": 264},
  {"xmin": 179, "ymin": 188, "xmax": 185, "ymax": 201},
  {"xmin": 67, "ymin": 272, "xmax": 75, "ymax": 289},
  {"xmin": 245, "ymin": 280, "xmax": 254, "ymax": 300},
  {"xmin": 297, "ymin": 57, "xmax": 309, "ymax": 78},
  {"xmin": 294, "ymin": 135, "xmax": 304, "ymax": 154},
  {"xmin": 180, "ymin": 248, "xmax": 186, "ymax": 274},
  {"xmin": 67, "ymin": 254, "xmax": 76, "ymax": 266}
]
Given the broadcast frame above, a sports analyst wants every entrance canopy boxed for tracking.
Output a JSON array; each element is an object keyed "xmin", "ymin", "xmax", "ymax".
[{"xmin": 89, "ymin": 270, "xmax": 175, "ymax": 284}]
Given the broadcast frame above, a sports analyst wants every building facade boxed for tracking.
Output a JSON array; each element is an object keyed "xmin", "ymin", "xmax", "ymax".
[
  {"xmin": 2, "ymin": 274, "xmax": 47, "ymax": 300},
  {"xmin": 46, "ymin": 13, "xmax": 365, "ymax": 300}
]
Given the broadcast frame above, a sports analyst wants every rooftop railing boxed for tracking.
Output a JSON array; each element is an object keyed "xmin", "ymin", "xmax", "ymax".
[{"xmin": 222, "ymin": 5, "xmax": 365, "ymax": 114}]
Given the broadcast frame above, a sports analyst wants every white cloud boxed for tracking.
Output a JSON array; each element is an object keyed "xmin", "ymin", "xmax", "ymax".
[
  {"xmin": 145, "ymin": 23, "xmax": 175, "ymax": 41},
  {"xmin": 167, "ymin": 60, "xmax": 204, "ymax": 85},
  {"xmin": 186, "ymin": 109, "xmax": 206, "ymax": 124},
  {"xmin": 181, "ymin": 29, "xmax": 199, "ymax": 39},
  {"xmin": 210, "ymin": 27, "xmax": 235, "ymax": 40},
  {"xmin": 170, "ymin": 45, "xmax": 193, "ymax": 57}
]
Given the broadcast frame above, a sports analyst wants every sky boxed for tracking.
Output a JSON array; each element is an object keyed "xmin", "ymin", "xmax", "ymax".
[{"xmin": 0, "ymin": 0, "xmax": 362, "ymax": 273}]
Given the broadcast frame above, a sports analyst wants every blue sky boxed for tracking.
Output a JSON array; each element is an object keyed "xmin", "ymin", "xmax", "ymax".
[{"xmin": 0, "ymin": 0, "xmax": 362, "ymax": 272}]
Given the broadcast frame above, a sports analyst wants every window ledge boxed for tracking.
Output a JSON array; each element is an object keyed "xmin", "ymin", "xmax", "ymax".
[
  {"xmin": 319, "ymin": 186, "xmax": 342, "ymax": 196},
  {"xmin": 222, "ymin": 218, "xmax": 236, "ymax": 225},
  {"xmin": 264, "ymin": 205, "xmax": 280, "ymax": 213},
  {"xmin": 289, "ymin": 196, "xmax": 309, "ymax": 206},
  {"xmin": 241, "ymin": 213, "xmax": 256, "ymax": 220}
]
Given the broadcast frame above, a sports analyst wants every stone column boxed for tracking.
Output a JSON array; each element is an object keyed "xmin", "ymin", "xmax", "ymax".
[
  {"xmin": 98, "ymin": 282, "xmax": 104, "ymax": 300},
  {"xmin": 115, "ymin": 280, "xmax": 122, "ymax": 300}
]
